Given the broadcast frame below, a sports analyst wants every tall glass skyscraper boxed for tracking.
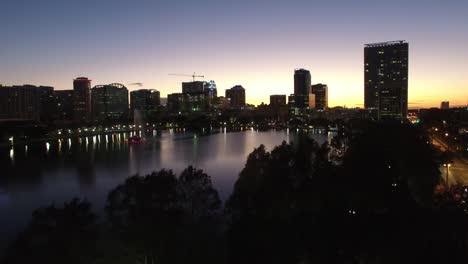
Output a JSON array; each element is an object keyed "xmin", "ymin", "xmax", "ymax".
[
  {"xmin": 91, "ymin": 83, "xmax": 129, "ymax": 122},
  {"xmin": 293, "ymin": 68, "xmax": 311, "ymax": 109},
  {"xmin": 73, "ymin": 77, "xmax": 92, "ymax": 123},
  {"xmin": 364, "ymin": 41, "xmax": 408, "ymax": 119}
]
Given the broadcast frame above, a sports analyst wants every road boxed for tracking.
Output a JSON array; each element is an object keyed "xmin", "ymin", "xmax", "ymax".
[
  {"xmin": 431, "ymin": 135, "xmax": 468, "ymax": 186},
  {"xmin": 441, "ymin": 157, "xmax": 468, "ymax": 186}
]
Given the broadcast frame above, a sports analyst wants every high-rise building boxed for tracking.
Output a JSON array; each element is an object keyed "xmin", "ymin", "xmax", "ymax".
[
  {"xmin": 294, "ymin": 69, "xmax": 311, "ymax": 108},
  {"xmin": 73, "ymin": 77, "xmax": 92, "ymax": 123},
  {"xmin": 214, "ymin": 96, "xmax": 230, "ymax": 110},
  {"xmin": 440, "ymin": 101, "xmax": 450, "ymax": 110},
  {"xmin": 270, "ymin": 95, "xmax": 287, "ymax": 108},
  {"xmin": 183, "ymin": 81, "xmax": 205, "ymax": 112},
  {"xmin": 91, "ymin": 83, "xmax": 129, "ymax": 122},
  {"xmin": 364, "ymin": 41, "xmax": 408, "ymax": 119},
  {"xmin": 130, "ymin": 89, "xmax": 161, "ymax": 114},
  {"xmin": 53, "ymin": 90, "xmax": 74, "ymax": 121},
  {"xmin": 204, "ymin": 80, "xmax": 217, "ymax": 111},
  {"xmin": 182, "ymin": 81, "xmax": 204, "ymax": 95},
  {"xmin": 167, "ymin": 93, "xmax": 184, "ymax": 113},
  {"xmin": 0, "ymin": 85, "xmax": 53, "ymax": 122},
  {"xmin": 180, "ymin": 80, "xmax": 218, "ymax": 112},
  {"xmin": 225, "ymin": 85, "xmax": 246, "ymax": 109},
  {"xmin": 308, "ymin": 93, "xmax": 316, "ymax": 109},
  {"xmin": 311, "ymin": 83, "xmax": 328, "ymax": 110},
  {"xmin": 204, "ymin": 80, "xmax": 218, "ymax": 98}
]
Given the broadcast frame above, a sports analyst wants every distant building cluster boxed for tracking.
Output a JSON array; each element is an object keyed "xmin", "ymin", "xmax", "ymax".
[
  {"xmin": 0, "ymin": 40, "xmax": 418, "ymax": 126},
  {"xmin": 286, "ymin": 68, "xmax": 329, "ymax": 114},
  {"xmin": 166, "ymin": 81, "xmax": 247, "ymax": 113},
  {"xmin": 0, "ymin": 78, "xmax": 160, "ymax": 124}
]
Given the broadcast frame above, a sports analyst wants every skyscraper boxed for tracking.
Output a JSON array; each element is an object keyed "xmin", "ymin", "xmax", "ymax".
[
  {"xmin": 440, "ymin": 101, "xmax": 450, "ymax": 110},
  {"xmin": 182, "ymin": 81, "xmax": 206, "ymax": 112},
  {"xmin": 364, "ymin": 41, "xmax": 408, "ymax": 119},
  {"xmin": 270, "ymin": 95, "xmax": 287, "ymax": 108},
  {"xmin": 311, "ymin": 83, "xmax": 328, "ymax": 110},
  {"xmin": 225, "ymin": 85, "xmax": 246, "ymax": 109},
  {"xmin": 91, "ymin": 83, "xmax": 129, "ymax": 122},
  {"xmin": 130, "ymin": 89, "xmax": 161, "ymax": 112},
  {"xmin": 294, "ymin": 69, "xmax": 311, "ymax": 109},
  {"xmin": 0, "ymin": 85, "xmax": 53, "ymax": 122},
  {"xmin": 73, "ymin": 77, "xmax": 92, "ymax": 123},
  {"xmin": 167, "ymin": 93, "xmax": 184, "ymax": 113},
  {"xmin": 130, "ymin": 89, "xmax": 160, "ymax": 121},
  {"xmin": 53, "ymin": 90, "xmax": 74, "ymax": 122}
]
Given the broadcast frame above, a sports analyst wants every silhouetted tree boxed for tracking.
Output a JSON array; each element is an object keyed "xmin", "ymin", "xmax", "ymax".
[
  {"xmin": 226, "ymin": 137, "xmax": 330, "ymax": 264},
  {"xmin": 3, "ymin": 198, "xmax": 98, "ymax": 264},
  {"xmin": 106, "ymin": 167, "xmax": 224, "ymax": 264},
  {"xmin": 178, "ymin": 166, "xmax": 221, "ymax": 220}
]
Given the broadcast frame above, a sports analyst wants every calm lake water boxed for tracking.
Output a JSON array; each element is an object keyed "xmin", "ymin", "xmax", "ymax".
[{"xmin": 0, "ymin": 129, "xmax": 330, "ymax": 250}]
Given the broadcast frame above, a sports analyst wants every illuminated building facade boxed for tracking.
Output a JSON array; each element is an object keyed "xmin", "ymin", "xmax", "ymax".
[
  {"xmin": 225, "ymin": 85, "xmax": 246, "ymax": 109},
  {"xmin": 73, "ymin": 77, "xmax": 92, "ymax": 123},
  {"xmin": 311, "ymin": 83, "xmax": 328, "ymax": 110},
  {"xmin": 364, "ymin": 41, "xmax": 408, "ymax": 119},
  {"xmin": 294, "ymin": 69, "xmax": 311, "ymax": 109},
  {"xmin": 91, "ymin": 83, "xmax": 129, "ymax": 121}
]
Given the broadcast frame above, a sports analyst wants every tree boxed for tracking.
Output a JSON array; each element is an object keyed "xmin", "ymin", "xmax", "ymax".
[
  {"xmin": 3, "ymin": 198, "xmax": 98, "ymax": 264},
  {"xmin": 106, "ymin": 170, "xmax": 181, "ymax": 262},
  {"xmin": 178, "ymin": 166, "xmax": 221, "ymax": 220},
  {"xmin": 226, "ymin": 138, "xmax": 329, "ymax": 264},
  {"xmin": 106, "ymin": 167, "xmax": 223, "ymax": 264}
]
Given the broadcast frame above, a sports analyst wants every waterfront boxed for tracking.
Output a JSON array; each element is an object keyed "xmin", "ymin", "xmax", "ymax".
[{"xmin": 0, "ymin": 129, "xmax": 330, "ymax": 249}]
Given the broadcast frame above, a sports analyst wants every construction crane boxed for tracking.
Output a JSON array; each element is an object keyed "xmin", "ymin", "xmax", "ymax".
[{"xmin": 169, "ymin": 72, "xmax": 204, "ymax": 82}]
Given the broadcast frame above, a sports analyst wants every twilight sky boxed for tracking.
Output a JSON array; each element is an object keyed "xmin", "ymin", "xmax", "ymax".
[{"xmin": 1, "ymin": 0, "xmax": 467, "ymax": 108}]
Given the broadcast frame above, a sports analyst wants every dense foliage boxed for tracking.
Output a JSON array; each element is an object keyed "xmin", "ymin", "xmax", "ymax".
[{"xmin": 3, "ymin": 122, "xmax": 467, "ymax": 264}]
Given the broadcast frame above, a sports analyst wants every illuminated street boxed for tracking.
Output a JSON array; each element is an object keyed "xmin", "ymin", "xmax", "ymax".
[{"xmin": 442, "ymin": 157, "xmax": 468, "ymax": 186}]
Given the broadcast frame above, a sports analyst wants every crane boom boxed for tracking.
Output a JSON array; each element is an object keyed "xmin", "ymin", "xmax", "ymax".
[{"xmin": 169, "ymin": 72, "xmax": 204, "ymax": 82}]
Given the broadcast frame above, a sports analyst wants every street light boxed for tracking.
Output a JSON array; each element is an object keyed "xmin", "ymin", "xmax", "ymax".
[{"xmin": 443, "ymin": 163, "xmax": 452, "ymax": 187}]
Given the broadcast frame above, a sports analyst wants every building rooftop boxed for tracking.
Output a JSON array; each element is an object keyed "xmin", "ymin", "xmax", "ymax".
[
  {"xmin": 231, "ymin": 85, "xmax": 245, "ymax": 90},
  {"xmin": 365, "ymin": 40, "xmax": 407, "ymax": 48}
]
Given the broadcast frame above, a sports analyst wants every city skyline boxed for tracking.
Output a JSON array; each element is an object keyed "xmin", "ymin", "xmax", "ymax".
[{"xmin": 1, "ymin": 0, "xmax": 467, "ymax": 108}]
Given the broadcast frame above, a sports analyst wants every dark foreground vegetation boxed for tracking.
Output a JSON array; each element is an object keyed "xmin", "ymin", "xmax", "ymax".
[{"xmin": 2, "ymin": 122, "xmax": 467, "ymax": 264}]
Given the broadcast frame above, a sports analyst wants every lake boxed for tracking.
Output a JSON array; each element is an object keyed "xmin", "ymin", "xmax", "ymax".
[{"xmin": 0, "ymin": 129, "xmax": 330, "ymax": 250}]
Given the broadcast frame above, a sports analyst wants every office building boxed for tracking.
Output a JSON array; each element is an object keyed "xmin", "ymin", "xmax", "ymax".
[
  {"xmin": 364, "ymin": 41, "xmax": 408, "ymax": 119},
  {"xmin": 294, "ymin": 69, "xmax": 311, "ymax": 108},
  {"xmin": 167, "ymin": 93, "xmax": 184, "ymax": 113},
  {"xmin": 130, "ymin": 89, "xmax": 161, "ymax": 114},
  {"xmin": 180, "ymin": 80, "xmax": 218, "ymax": 111},
  {"xmin": 311, "ymin": 83, "xmax": 328, "ymax": 110},
  {"xmin": 308, "ymin": 93, "xmax": 316, "ymax": 109},
  {"xmin": 91, "ymin": 83, "xmax": 129, "ymax": 121},
  {"xmin": 270, "ymin": 95, "xmax": 287, "ymax": 108},
  {"xmin": 182, "ymin": 81, "xmax": 205, "ymax": 111},
  {"xmin": 0, "ymin": 85, "xmax": 53, "ymax": 122},
  {"xmin": 73, "ymin": 77, "xmax": 92, "ymax": 123},
  {"xmin": 214, "ymin": 96, "xmax": 230, "ymax": 110},
  {"xmin": 53, "ymin": 90, "xmax": 74, "ymax": 121},
  {"xmin": 441, "ymin": 101, "xmax": 450, "ymax": 110},
  {"xmin": 204, "ymin": 80, "xmax": 217, "ymax": 111},
  {"xmin": 225, "ymin": 85, "xmax": 246, "ymax": 109}
]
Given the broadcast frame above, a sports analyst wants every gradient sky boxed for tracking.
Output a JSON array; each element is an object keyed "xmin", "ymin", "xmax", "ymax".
[{"xmin": 1, "ymin": 0, "xmax": 467, "ymax": 108}]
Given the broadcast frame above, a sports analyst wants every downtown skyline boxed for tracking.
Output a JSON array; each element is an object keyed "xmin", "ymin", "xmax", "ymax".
[{"xmin": 1, "ymin": 0, "xmax": 467, "ymax": 108}]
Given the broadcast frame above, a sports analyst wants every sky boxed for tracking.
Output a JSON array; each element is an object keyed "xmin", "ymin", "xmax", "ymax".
[{"xmin": 1, "ymin": 0, "xmax": 467, "ymax": 108}]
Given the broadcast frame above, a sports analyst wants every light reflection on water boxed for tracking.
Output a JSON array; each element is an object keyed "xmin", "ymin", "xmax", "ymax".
[{"xmin": 0, "ymin": 129, "xmax": 329, "ymax": 249}]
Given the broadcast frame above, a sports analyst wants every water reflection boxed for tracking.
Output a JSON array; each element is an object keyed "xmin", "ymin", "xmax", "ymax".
[{"xmin": 0, "ymin": 130, "xmax": 328, "ymax": 249}]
